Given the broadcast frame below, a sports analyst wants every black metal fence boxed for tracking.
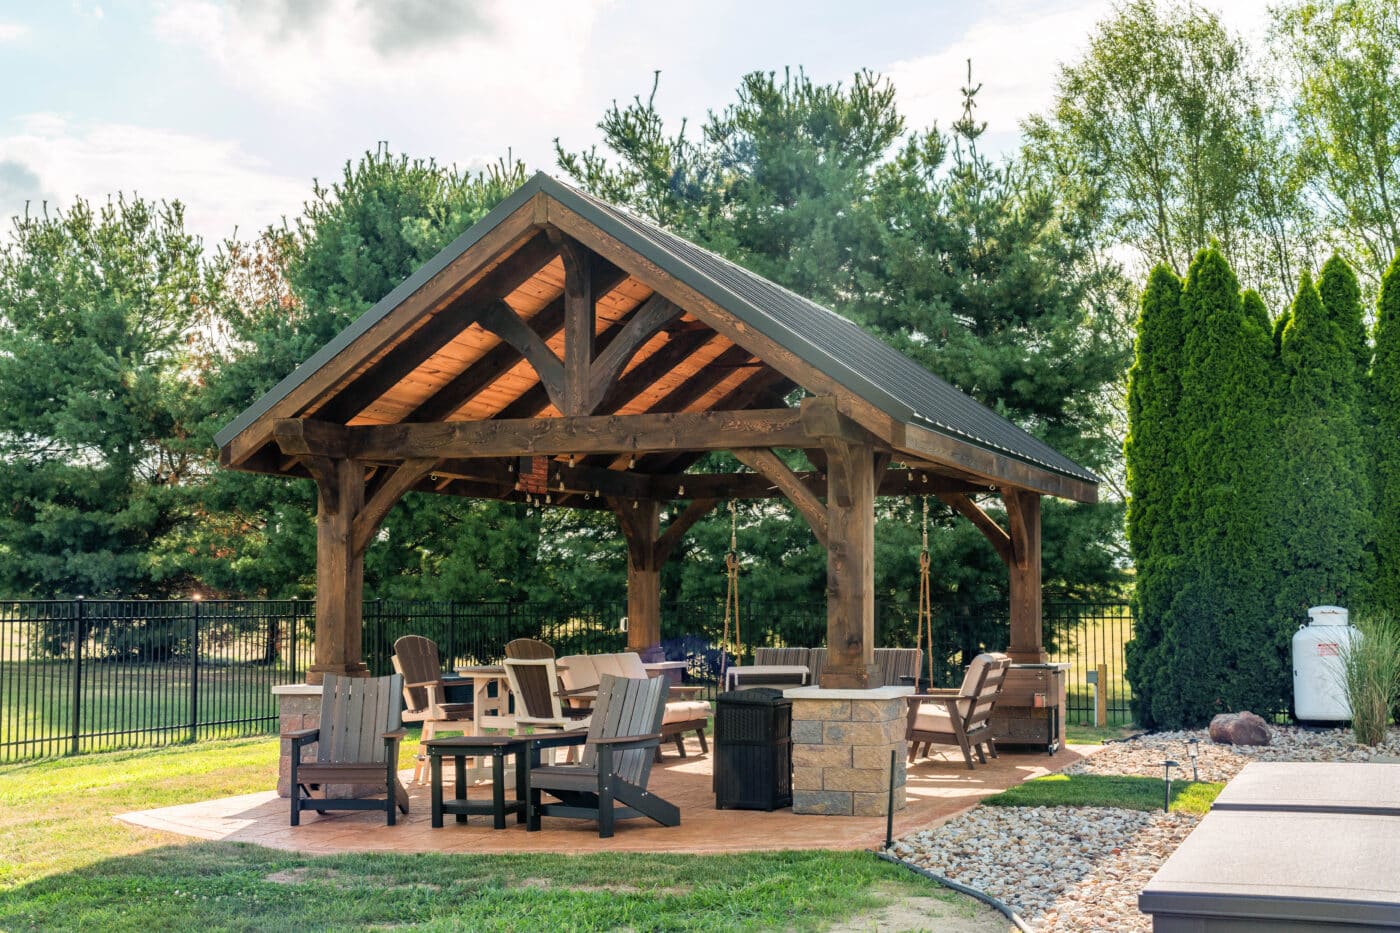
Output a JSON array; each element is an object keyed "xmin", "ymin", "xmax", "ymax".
[{"xmin": 0, "ymin": 596, "xmax": 1134, "ymax": 762}]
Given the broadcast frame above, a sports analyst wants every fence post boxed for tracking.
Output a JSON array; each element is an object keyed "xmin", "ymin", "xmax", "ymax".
[
  {"xmin": 1095, "ymin": 662, "xmax": 1108, "ymax": 728},
  {"xmin": 70, "ymin": 596, "xmax": 84, "ymax": 756},
  {"xmin": 189, "ymin": 598, "xmax": 201, "ymax": 743}
]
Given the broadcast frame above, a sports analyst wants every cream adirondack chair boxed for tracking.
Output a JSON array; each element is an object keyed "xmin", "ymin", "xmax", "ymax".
[{"xmin": 905, "ymin": 652, "xmax": 1011, "ymax": 769}]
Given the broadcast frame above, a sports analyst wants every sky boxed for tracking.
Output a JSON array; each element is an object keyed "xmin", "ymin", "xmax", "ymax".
[{"xmin": 0, "ymin": 0, "xmax": 1274, "ymax": 247}]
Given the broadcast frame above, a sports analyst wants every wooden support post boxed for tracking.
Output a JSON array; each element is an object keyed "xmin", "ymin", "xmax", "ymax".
[
  {"xmin": 306, "ymin": 457, "xmax": 369, "ymax": 683},
  {"xmin": 560, "ymin": 239, "xmax": 595, "ymax": 416},
  {"xmin": 1003, "ymin": 488, "xmax": 1046, "ymax": 663},
  {"xmin": 822, "ymin": 440, "xmax": 877, "ymax": 688},
  {"xmin": 611, "ymin": 498, "xmax": 717, "ymax": 662}
]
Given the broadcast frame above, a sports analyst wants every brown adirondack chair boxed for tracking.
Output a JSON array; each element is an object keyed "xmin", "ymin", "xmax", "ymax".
[
  {"xmin": 285, "ymin": 673, "xmax": 409, "ymax": 825},
  {"xmin": 905, "ymin": 652, "xmax": 1011, "ymax": 769},
  {"xmin": 391, "ymin": 635, "xmax": 473, "ymax": 783},
  {"xmin": 526, "ymin": 673, "xmax": 680, "ymax": 838},
  {"xmin": 504, "ymin": 637, "xmax": 555, "ymax": 660}
]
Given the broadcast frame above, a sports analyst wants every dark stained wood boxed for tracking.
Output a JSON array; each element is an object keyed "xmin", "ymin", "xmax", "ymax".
[
  {"xmin": 221, "ymin": 200, "xmax": 541, "ymax": 468},
  {"xmin": 477, "ymin": 299, "xmax": 566, "ymax": 410},
  {"xmin": 313, "ymin": 232, "xmax": 560, "ymax": 424},
  {"xmin": 1003, "ymin": 488, "xmax": 1046, "ymax": 663},
  {"xmin": 937, "ymin": 492, "xmax": 1014, "ymax": 566},
  {"xmin": 654, "ymin": 498, "xmax": 719, "ymax": 564},
  {"xmin": 351, "ymin": 458, "xmax": 439, "ymax": 557},
  {"xmin": 407, "ymin": 265, "xmax": 632, "ymax": 423},
  {"xmin": 731, "ymin": 448, "xmax": 829, "ymax": 549},
  {"xmin": 584, "ymin": 293, "xmax": 682, "ymax": 413},
  {"xmin": 820, "ymin": 440, "xmax": 877, "ymax": 688},
  {"xmin": 309, "ymin": 458, "xmax": 369, "ymax": 682},
  {"xmin": 894, "ymin": 421, "xmax": 1098, "ymax": 504},
  {"xmin": 594, "ymin": 329, "xmax": 715, "ymax": 415},
  {"xmin": 275, "ymin": 419, "xmax": 349, "ymax": 460},
  {"xmin": 345, "ymin": 409, "xmax": 812, "ymax": 460},
  {"xmin": 559, "ymin": 238, "xmax": 595, "ymax": 416}
]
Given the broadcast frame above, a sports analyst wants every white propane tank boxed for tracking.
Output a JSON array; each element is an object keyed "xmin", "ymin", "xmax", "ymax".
[{"xmin": 1292, "ymin": 605, "xmax": 1356, "ymax": 721}]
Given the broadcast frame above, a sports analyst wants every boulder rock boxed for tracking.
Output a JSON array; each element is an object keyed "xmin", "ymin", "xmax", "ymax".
[{"xmin": 1209, "ymin": 711, "xmax": 1272, "ymax": 746}]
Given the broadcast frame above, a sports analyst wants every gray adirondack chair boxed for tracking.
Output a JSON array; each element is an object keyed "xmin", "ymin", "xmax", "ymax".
[
  {"xmin": 285, "ymin": 673, "xmax": 410, "ymax": 825},
  {"xmin": 526, "ymin": 673, "xmax": 679, "ymax": 838}
]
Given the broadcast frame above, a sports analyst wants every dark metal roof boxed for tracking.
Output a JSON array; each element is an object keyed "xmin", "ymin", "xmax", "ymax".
[
  {"xmin": 548, "ymin": 175, "xmax": 1097, "ymax": 484},
  {"xmin": 216, "ymin": 172, "xmax": 1096, "ymax": 486}
]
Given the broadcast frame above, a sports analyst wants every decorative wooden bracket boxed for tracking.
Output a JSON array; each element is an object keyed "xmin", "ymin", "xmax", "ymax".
[
  {"xmin": 477, "ymin": 300, "xmax": 566, "ymax": 411},
  {"xmin": 937, "ymin": 492, "xmax": 1014, "ymax": 566},
  {"xmin": 732, "ymin": 448, "xmax": 830, "ymax": 549},
  {"xmin": 351, "ymin": 458, "xmax": 440, "ymax": 557},
  {"xmin": 654, "ymin": 498, "xmax": 718, "ymax": 565},
  {"xmin": 585, "ymin": 293, "xmax": 682, "ymax": 411},
  {"xmin": 611, "ymin": 496, "xmax": 719, "ymax": 570}
]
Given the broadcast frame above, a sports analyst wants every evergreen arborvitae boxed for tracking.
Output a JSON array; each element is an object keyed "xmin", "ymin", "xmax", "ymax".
[
  {"xmin": 1146, "ymin": 247, "xmax": 1283, "ymax": 728},
  {"xmin": 1277, "ymin": 268, "xmax": 1370, "ymax": 619},
  {"xmin": 1124, "ymin": 265, "xmax": 1185, "ymax": 726},
  {"xmin": 1317, "ymin": 253, "xmax": 1370, "ymax": 376},
  {"xmin": 1373, "ymin": 254, "xmax": 1400, "ymax": 616},
  {"xmin": 1272, "ymin": 307, "xmax": 1291, "ymax": 356}
]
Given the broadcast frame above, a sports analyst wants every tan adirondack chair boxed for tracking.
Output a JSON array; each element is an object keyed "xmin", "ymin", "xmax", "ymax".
[
  {"xmin": 391, "ymin": 634, "xmax": 474, "ymax": 784},
  {"xmin": 284, "ymin": 673, "xmax": 409, "ymax": 825},
  {"xmin": 526, "ymin": 673, "xmax": 680, "ymax": 838},
  {"xmin": 905, "ymin": 652, "xmax": 1011, "ymax": 769},
  {"xmin": 504, "ymin": 656, "xmax": 589, "ymax": 763}
]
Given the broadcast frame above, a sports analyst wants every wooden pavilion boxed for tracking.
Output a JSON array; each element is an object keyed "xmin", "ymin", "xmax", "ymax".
[{"xmin": 216, "ymin": 173, "xmax": 1098, "ymax": 689}]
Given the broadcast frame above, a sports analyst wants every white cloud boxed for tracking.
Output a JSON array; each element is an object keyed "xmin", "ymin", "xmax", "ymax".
[
  {"xmin": 0, "ymin": 115, "xmax": 309, "ymax": 244},
  {"xmin": 152, "ymin": 0, "xmax": 605, "ymax": 116},
  {"xmin": 886, "ymin": 0, "xmax": 1278, "ymax": 153},
  {"xmin": 0, "ymin": 22, "xmax": 29, "ymax": 41}
]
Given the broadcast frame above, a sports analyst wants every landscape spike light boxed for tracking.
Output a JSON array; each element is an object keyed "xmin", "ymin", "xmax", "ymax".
[{"xmin": 1187, "ymin": 738, "xmax": 1199, "ymax": 782}]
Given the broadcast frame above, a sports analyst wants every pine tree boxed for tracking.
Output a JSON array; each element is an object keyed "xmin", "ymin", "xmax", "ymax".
[
  {"xmin": 1124, "ymin": 265, "xmax": 1185, "ymax": 725},
  {"xmin": 1373, "ymin": 254, "xmax": 1400, "ymax": 615},
  {"xmin": 1146, "ymin": 247, "xmax": 1284, "ymax": 727},
  {"xmin": 1277, "ymin": 268, "xmax": 1370, "ymax": 617}
]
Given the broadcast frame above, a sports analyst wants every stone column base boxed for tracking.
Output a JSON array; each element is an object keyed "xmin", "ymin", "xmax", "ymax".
[{"xmin": 785, "ymin": 685, "xmax": 912, "ymax": 816}]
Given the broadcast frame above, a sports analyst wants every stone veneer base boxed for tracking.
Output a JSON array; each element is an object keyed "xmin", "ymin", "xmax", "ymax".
[{"xmin": 783, "ymin": 685, "xmax": 913, "ymax": 816}]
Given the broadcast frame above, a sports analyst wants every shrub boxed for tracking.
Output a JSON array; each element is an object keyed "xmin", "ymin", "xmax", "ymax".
[{"xmin": 1338, "ymin": 610, "xmax": 1400, "ymax": 746}]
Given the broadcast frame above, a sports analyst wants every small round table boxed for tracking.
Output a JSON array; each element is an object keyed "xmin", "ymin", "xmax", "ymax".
[{"xmin": 425, "ymin": 734, "xmax": 531, "ymax": 829}]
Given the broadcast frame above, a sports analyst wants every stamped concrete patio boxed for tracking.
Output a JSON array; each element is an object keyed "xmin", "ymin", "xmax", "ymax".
[{"xmin": 118, "ymin": 739, "xmax": 1097, "ymax": 855}]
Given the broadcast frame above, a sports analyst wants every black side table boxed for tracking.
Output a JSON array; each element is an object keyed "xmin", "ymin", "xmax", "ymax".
[{"xmin": 426, "ymin": 735, "xmax": 530, "ymax": 829}]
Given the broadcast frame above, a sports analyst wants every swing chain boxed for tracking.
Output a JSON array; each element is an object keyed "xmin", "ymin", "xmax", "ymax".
[{"xmin": 721, "ymin": 501, "xmax": 741, "ymax": 671}]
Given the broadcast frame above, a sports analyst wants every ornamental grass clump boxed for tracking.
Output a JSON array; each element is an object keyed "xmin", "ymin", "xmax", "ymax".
[{"xmin": 1339, "ymin": 610, "xmax": 1400, "ymax": 746}]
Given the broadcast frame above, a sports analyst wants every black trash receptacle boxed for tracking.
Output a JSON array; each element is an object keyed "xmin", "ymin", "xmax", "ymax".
[{"xmin": 714, "ymin": 687, "xmax": 792, "ymax": 811}]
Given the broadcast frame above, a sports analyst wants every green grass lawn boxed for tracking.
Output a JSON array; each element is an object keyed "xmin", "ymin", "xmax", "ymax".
[
  {"xmin": 0, "ymin": 737, "xmax": 972, "ymax": 931},
  {"xmin": 982, "ymin": 773, "xmax": 1223, "ymax": 815}
]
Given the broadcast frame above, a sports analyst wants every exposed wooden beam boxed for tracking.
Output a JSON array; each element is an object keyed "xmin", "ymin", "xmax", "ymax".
[
  {"xmin": 351, "ymin": 458, "xmax": 439, "ymax": 557},
  {"xmin": 407, "ymin": 264, "xmax": 631, "ymax": 423},
  {"xmin": 275, "ymin": 419, "xmax": 349, "ymax": 459},
  {"xmin": 477, "ymin": 299, "xmax": 566, "ymax": 411},
  {"xmin": 894, "ymin": 421, "xmax": 1098, "ymax": 504},
  {"xmin": 341, "ymin": 408, "xmax": 812, "ymax": 460},
  {"xmin": 593, "ymin": 328, "xmax": 715, "ymax": 416},
  {"xmin": 936, "ymin": 492, "xmax": 1014, "ymax": 566},
  {"xmin": 312, "ymin": 232, "xmax": 560, "ymax": 424},
  {"xmin": 654, "ymin": 498, "xmax": 719, "ymax": 564},
  {"xmin": 219, "ymin": 201, "xmax": 542, "ymax": 469},
  {"xmin": 559, "ymin": 238, "xmax": 595, "ymax": 416},
  {"xmin": 732, "ymin": 448, "xmax": 829, "ymax": 549},
  {"xmin": 584, "ymin": 293, "xmax": 682, "ymax": 413}
]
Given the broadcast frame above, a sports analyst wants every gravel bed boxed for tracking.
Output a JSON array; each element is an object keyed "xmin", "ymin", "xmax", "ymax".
[
  {"xmin": 887, "ymin": 724, "xmax": 1400, "ymax": 931},
  {"xmin": 1066, "ymin": 725, "xmax": 1400, "ymax": 783}
]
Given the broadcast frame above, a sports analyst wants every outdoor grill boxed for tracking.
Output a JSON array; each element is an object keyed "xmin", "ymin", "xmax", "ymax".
[{"xmin": 714, "ymin": 687, "xmax": 792, "ymax": 811}]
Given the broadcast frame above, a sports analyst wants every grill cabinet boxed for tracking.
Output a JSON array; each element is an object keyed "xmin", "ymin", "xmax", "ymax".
[{"xmin": 714, "ymin": 688, "xmax": 792, "ymax": 811}]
